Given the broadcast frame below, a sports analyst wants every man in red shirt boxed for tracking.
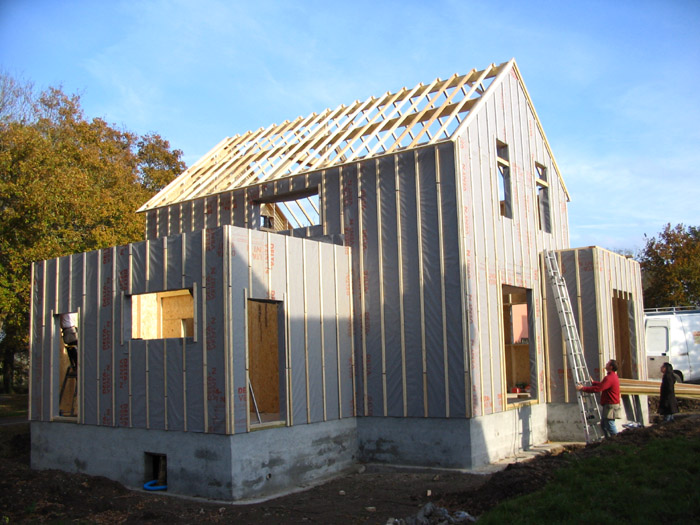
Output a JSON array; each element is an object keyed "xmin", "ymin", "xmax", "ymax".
[{"xmin": 576, "ymin": 359, "xmax": 621, "ymax": 437}]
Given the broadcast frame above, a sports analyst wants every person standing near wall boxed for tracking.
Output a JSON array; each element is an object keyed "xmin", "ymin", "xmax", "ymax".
[
  {"xmin": 576, "ymin": 359, "xmax": 621, "ymax": 438},
  {"xmin": 60, "ymin": 313, "xmax": 78, "ymax": 367},
  {"xmin": 659, "ymin": 362, "xmax": 679, "ymax": 422}
]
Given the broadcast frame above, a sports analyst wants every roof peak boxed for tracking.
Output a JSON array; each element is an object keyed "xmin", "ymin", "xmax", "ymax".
[{"xmin": 140, "ymin": 60, "xmax": 514, "ymax": 212}]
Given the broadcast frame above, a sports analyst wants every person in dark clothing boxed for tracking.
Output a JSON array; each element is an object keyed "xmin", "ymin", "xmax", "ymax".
[{"xmin": 659, "ymin": 362, "xmax": 679, "ymax": 422}]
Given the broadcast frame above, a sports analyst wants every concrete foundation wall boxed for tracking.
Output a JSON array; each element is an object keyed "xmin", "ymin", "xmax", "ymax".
[
  {"xmin": 229, "ymin": 419, "xmax": 359, "ymax": 500},
  {"xmin": 36, "ymin": 399, "xmax": 642, "ymax": 501},
  {"xmin": 546, "ymin": 397, "xmax": 648, "ymax": 442},
  {"xmin": 357, "ymin": 404, "xmax": 549, "ymax": 470},
  {"xmin": 32, "ymin": 418, "xmax": 358, "ymax": 502}
]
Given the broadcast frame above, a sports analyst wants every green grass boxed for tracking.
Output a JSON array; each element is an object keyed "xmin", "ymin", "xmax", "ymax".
[
  {"xmin": 0, "ymin": 394, "xmax": 28, "ymax": 418},
  {"xmin": 478, "ymin": 435, "xmax": 700, "ymax": 524}
]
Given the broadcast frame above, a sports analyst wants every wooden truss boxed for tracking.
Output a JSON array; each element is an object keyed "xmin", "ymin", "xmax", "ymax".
[{"xmin": 140, "ymin": 61, "xmax": 515, "ymax": 212}]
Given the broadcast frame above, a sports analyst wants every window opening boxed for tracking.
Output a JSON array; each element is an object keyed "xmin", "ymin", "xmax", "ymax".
[
  {"xmin": 535, "ymin": 163, "xmax": 551, "ymax": 233},
  {"xmin": 496, "ymin": 140, "xmax": 512, "ymax": 218},
  {"xmin": 256, "ymin": 188, "xmax": 320, "ymax": 231},
  {"xmin": 502, "ymin": 285, "xmax": 537, "ymax": 403},
  {"xmin": 247, "ymin": 299, "xmax": 286, "ymax": 428},
  {"xmin": 645, "ymin": 323, "xmax": 669, "ymax": 380},
  {"xmin": 260, "ymin": 213, "xmax": 274, "ymax": 230},
  {"xmin": 131, "ymin": 289, "xmax": 194, "ymax": 340}
]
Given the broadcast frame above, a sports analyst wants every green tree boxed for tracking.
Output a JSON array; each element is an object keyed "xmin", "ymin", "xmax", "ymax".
[
  {"xmin": 0, "ymin": 75, "xmax": 185, "ymax": 392},
  {"xmin": 639, "ymin": 223, "xmax": 700, "ymax": 308}
]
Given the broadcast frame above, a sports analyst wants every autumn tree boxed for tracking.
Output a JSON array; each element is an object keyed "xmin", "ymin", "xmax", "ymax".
[
  {"xmin": 639, "ymin": 223, "xmax": 700, "ymax": 309},
  {"xmin": 0, "ymin": 75, "xmax": 185, "ymax": 392}
]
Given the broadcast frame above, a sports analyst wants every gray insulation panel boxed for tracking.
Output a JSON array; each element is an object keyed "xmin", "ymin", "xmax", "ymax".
[
  {"xmin": 32, "ymin": 66, "xmax": 648, "ymax": 433},
  {"xmin": 30, "ymin": 226, "xmax": 353, "ymax": 434},
  {"xmin": 544, "ymin": 247, "xmax": 645, "ymax": 403}
]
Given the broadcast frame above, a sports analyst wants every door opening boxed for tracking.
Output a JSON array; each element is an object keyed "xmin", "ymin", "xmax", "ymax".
[
  {"xmin": 56, "ymin": 311, "xmax": 79, "ymax": 418},
  {"xmin": 612, "ymin": 290, "xmax": 634, "ymax": 379},
  {"xmin": 247, "ymin": 299, "xmax": 286, "ymax": 427}
]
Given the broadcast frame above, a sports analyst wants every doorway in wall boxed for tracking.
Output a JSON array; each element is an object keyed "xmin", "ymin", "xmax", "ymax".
[
  {"xmin": 247, "ymin": 299, "xmax": 286, "ymax": 428},
  {"xmin": 612, "ymin": 290, "xmax": 635, "ymax": 379},
  {"xmin": 55, "ymin": 311, "xmax": 79, "ymax": 418},
  {"xmin": 502, "ymin": 285, "xmax": 537, "ymax": 403}
]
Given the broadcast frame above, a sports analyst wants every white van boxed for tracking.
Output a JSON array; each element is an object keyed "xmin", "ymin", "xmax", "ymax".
[{"xmin": 645, "ymin": 307, "xmax": 700, "ymax": 383}]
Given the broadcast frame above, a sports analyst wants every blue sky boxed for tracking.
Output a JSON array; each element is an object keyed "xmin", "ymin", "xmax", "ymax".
[{"xmin": 2, "ymin": 0, "xmax": 699, "ymax": 252}]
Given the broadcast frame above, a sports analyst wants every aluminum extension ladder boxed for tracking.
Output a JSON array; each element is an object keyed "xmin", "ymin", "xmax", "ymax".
[{"xmin": 544, "ymin": 251, "xmax": 603, "ymax": 443}]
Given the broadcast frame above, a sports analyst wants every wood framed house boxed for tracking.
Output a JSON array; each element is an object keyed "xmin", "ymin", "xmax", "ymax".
[{"xmin": 29, "ymin": 58, "xmax": 647, "ymax": 501}]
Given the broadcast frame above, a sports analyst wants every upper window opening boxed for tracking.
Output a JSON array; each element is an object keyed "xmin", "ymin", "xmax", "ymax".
[
  {"xmin": 256, "ymin": 188, "xmax": 320, "ymax": 231},
  {"xmin": 131, "ymin": 289, "xmax": 194, "ymax": 340},
  {"xmin": 260, "ymin": 213, "xmax": 275, "ymax": 230},
  {"xmin": 496, "ymin": 140, "xmax": 512, "ymax": 219},
  {"xmin": 497, "ymin": 140, "xmax": 509, "ymax": 163},
  {"xmin": 535, "ymin": 163, "xmax": 551, "ymax": 233}
]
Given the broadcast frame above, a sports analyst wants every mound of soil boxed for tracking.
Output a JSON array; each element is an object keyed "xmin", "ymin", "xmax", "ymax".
[{"xmin": 1, "ymin": 400, "xmax": 699, "ymax": 524}]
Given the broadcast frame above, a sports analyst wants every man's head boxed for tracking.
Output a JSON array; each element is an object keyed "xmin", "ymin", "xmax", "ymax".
[{"xmin": 606, "ymin": 359, "xmax": 618, "ymax": 372}]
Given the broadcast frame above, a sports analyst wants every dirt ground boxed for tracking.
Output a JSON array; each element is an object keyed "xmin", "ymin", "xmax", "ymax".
[{"xmin": 1, "ymin": 398, "xmax": 699, "ymax": 524}]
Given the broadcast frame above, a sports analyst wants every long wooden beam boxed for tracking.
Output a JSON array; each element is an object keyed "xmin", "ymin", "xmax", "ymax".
[{"xmin": 619, "ymin": 378, "xmax": 700, "ymax": 399}]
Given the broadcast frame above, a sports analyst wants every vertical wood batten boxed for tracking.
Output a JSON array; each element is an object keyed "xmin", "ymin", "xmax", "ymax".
[
  {"xmin": 180, "ymin": 234, "xmax": 188, "ymax": 430},
  {"xmin": 29, "ymin": 263, "xmax": 35, "ymax": 420},
  {"xmin": 318, "ymin": 242, "xmax": 327, "ymax": 421},
  {"xmin": 435, "ymin": 146, "xmax": 450, "ymax": 417},
  {"xmin": 376, "ymin": 159, "xmax": 388, "ymax": 416},
  {"xmin": 483, "ymin": 106, "xmax": 497, "ymax": 414},
  {"xmin": 332, "ymin": 248, "xmax": 342, "ymax": 418},
  {"xmin": 472, "ymin": 122, "xmax": 486, "ymax": 417},
  {"xmin": 557, "ymin": 251, "xmax": 569, "ymax": 402},
  {"xmin": 201, "ymin": 233, "xmax": 208, "ymax": 432},
  {"xmin": 96, "ymin": 251, "xmax": 102, "ymax": 425},
  {"xmin": 414, "ymin": 149, "xmax": 428, "ymax": 417},
  {"xmin": 540, "ymin": 252, "xmax": 551, "ymax": 402},
  {"xmin": 592, "ymin": 248, "xmax": 604, "ymax": 374},
  {"xmin": 51, "ymin": 259, "xmax": 59, "ymax": 418},
  {"xmin": 302, "ymin": 240, "xmax": 310, "ymax": 423},
  {"xmin": 79, "ymin": 252, "xmax": 86, "ymax": 423},
  {"xmin": 357, "ymin": 169, "xmax": 368, "ymax": 416},
  {"xmin": 394, "ymin": 155, "xmax": 408, "ymax": 417},
  {"xmin": 284, "ymin": 238, "xmax": 293, "ymax": 426},
  {"xmin": 349, "ymin": 247, "xmax": 357, "ymax": 417},
  {"xmin": 224, "ymin": 227, "xmax": 233, "ymax": 434},
  {"xmin": 243, "ymin": 287, "xmax": 250, "ymax": 433},
  {"xmin": 454, "ymin": 137, "xmax": 472, "ymax": 418},
  {"xmin": 112, "ymin": 249, "xmax": 117, "ymax": 426}
]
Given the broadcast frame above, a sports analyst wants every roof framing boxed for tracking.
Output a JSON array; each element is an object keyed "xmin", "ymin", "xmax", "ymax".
[{"xmin": 140, "ymin": 59, "xmax": 568, "ymax": 212}]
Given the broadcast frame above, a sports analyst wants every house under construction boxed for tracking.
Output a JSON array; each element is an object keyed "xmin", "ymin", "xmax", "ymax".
[{"xmin": 29, "ymin": 58, "xmax": 647, "ymax": 501}]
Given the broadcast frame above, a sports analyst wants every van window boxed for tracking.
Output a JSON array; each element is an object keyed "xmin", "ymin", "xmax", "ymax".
[{"xmin": 646, "ymin": 325, "xmax": 668, "ymax": 355}]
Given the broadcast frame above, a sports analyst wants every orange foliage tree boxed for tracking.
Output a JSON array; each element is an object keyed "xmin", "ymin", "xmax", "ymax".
[{"xmin": 0, "ymin": 74, "xmax": 185, "ymax": 392}]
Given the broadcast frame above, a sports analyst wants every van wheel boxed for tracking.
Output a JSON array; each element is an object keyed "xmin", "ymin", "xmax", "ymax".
[{"xmin": 673, "ymin": 371, "xmax": 683, "ymax": 383}]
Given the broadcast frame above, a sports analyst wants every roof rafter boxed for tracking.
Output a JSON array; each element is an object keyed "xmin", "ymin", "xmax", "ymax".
[{"xmin": 139, "ymin": 59, "xmax": 568, "ymax": 212}]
